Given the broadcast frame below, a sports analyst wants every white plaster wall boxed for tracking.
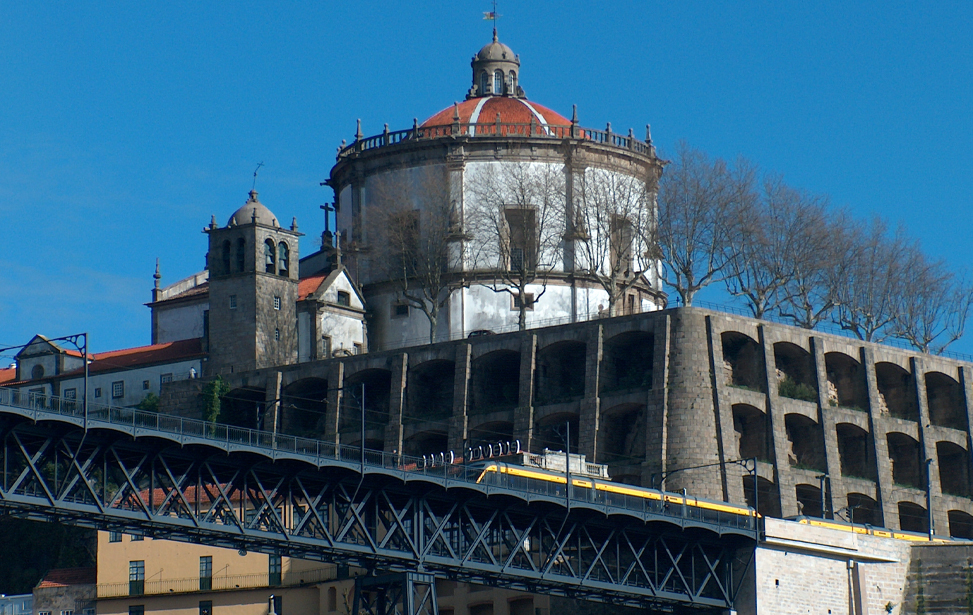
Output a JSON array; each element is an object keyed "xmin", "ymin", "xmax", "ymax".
[
  {"xmin": 320, "ymin": 309, "xmax": 365, "ymax": 355},
  {"xmin": 56, "ymin": 359, "xmax": 202, "ymax": 408},
  {"xmin": 298, "ymin": 312, "xmax": 311, "ymax": 362},
  {"xmin": 155, "ymin": 302, "xmax": 208, "ymax": 343}
]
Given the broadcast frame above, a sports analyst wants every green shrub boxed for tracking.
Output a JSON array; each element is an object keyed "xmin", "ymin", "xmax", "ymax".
[{"xmin": 779, "ymin": 376, "xmax": 817, "ymax": 402}]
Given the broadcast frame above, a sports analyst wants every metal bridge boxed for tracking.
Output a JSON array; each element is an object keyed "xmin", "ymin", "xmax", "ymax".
[{"xmin": 0, "ymin": 389, "xmax": 755, "ymax": 614}]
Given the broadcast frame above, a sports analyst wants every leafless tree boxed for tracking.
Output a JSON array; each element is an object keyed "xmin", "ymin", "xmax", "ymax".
[
  {"xmin": 657, "ymin": 142, "xmax": 757, "ymax": 306},
  {"xmin": 467, "ymin": 162, "xmax": 565, "ymax": 329},
  {"xmin": 573, "ymin": 162, "xmax": 659, "ymax": 317},
  {"xmin": 832, "ymin": 219, "xmax": 914, "ymax": 342},
  {"xmin": 725, "ymin": 175, "xmax": 821, "ymax": 318},
  {"xmin": 372, "ymin": 168, "xmax": 466, "ymax": 343},
  {"xmin": 889, "ymin": 254, "xmax": 973, "ymax": 354}
]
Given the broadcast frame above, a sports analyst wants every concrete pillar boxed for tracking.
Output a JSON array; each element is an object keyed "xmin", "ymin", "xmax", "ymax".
[
  {"xmin": 579, "ymin": 325, "xmax": 603, "ymax": 459},
  {"xmin": 862, "ymin": 348, "xmax": 895, "ymax": 529},
  {"xmin": 513, "ymin": 333, "xmax": 537, "ymax": 452},
  {"xmin": 913, "ymin": 357, "xmax": 947, "ymax": 534},
  {"xmin": 707, "ymin": 316, "xmax": 747, "ymax": 504},
  {"xmin": 960, "ymin": 366, "xmax": 973, "ymax": 516},
  {"xmin": 448, "ymin": 344, "xmax": 472, "ymax": 453},
  {"xmin": 641, "ymin": 314, "xmax": 671, "ymax": 488},
  {"xmin": 812, "ymin": 337, "xmax": 842, "ymax": 518},
  {"xmin": 385, "ymin": 353, "xmax": 408, "ymax": 455},
  {"xmin": 325, "ymin": 361, "xmax": 345, "ymax": 445},
  {"xmin": 761, "ymin": 327, "xmax": 793, "ymax": 517}
]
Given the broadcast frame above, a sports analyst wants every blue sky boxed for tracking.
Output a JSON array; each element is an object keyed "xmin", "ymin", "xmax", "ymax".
[{"xmin": 0, "ymin": 1, "xmax": 971, "ymax": 355}]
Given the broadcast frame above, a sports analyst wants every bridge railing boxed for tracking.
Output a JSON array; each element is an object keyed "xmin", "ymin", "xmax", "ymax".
[
  {"xmin": 0, "ymin": 387, "xmax": 753, "ymax": 533},
  {"xmin": 97, "ymin": 565, "xmax": 338, "ymax": 598}
]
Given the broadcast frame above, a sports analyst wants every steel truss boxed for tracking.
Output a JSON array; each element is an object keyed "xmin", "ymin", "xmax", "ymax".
[{"xmin": 0, "ymin": 413, "xmax": 754, "ymax": 612}]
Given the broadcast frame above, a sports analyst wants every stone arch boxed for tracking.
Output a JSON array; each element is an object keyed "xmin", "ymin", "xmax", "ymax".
[
  {"xmin": 407, "ymin": 359, "xmax": 455, "ymax": 422},
  {"xmin": 264, "ymin": 238, "xmax": 276, "ymax": 274},
  {"xmin": 281, "ymin": 377, "xmax": 329, "ymax": 438},
  {"xmin": 875, "ymin": 362, "xmax": 918, "ymax": 421},
  {"xmin": 277, "ymin": 242, "xmax": 290, "ymax": 276},
  {"xmin": 898, "ymin": 501, "xmax": 928, "ymax": 534},
  {"xmin": 948, "ymin": 510, "xmax": 973, "ymax": 539},
  {"xmin": 403, "ymin": 429, "xmax": 449, "ymax": 458},
  {"xmin": 534, "ymin": 340, "xmax": 586, "ymax": 405},
  {"xmin": 721, "ymin": 331, "xmax": 765, "ymax": 392},
  {"xmin": 795, "ymin": 483, "xmax": 824, "ymax": 518},
  {"xmin": 733, "ymin": 404, "xmax": 770, "ymax": 462},
  {"xmin": 785, "ymin": 414, "xmax": 825, "ymax": 471},
  {"xmin": 887, "ymin": 432, "xmax": 922, "ymax": 488},
  {"xmin": 534, "ymin": 411, "xmax": 579, "ymax": 454},
  {"xmin": 470, "ymin": 350, "xmax": 520, "ymax": 415},
  {"xmin": 937, "ymin": 441, "xmax": 970, "ymax": 497},
  {"xmin": 235, "ymin": 237, "xmax": 246, "ymax": 272},
  {"xmin": 742, "ymin": 475, "xmax": 780, "ymax": 518},
  {"xmin": 601, "ymin": 331, "xmax": 654, "ymax": 394},
  {"xmin": 845, "ymin": 493, "xmax": 880, "ymax": 526},
  {"xmin": 774, "ymin": 342, "xmax": 817, "ymax": 402},
  {"xmin": 925, "ymin": 371, "xmax": 966, "ymax": 430},
  {"xmin": 468, "ymin": 420, "xmax": 514, "ymax": 449},
  {"xmin": 824, "ymin": 352, "xmax": 868, "ymax": 411},
  {"xmin": 598, "ymin": 403, "xmax": 645, "ymax": 463},
  {"xmin": 341, "ymin": 368, "xmax": 392, "ymax": 447},
  {"xmin": 221, "ymin": 240, "xmax": 231, "ymax": 274},
  {"xmin": 222, "ymin": 387, "xmax": 264, "ymax": 430},
  {"xmin": 836, "ymin": 423, "xmax": 873, "ymax": 479}
]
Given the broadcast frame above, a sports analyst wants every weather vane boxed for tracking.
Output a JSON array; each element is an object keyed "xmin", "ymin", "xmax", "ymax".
[
  {"xmin": 251, "ymin": 161, "xmax": 265, "ymax": 191},
  {"xmin": 483, "ymin": 1, "xmax": 500, "ymax": 37}
]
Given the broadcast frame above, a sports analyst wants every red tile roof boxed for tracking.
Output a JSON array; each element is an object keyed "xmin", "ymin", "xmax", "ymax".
[
  {"xmin": 0, "ymin": 367, "xmax": 15, "ymax": 385},
  {"xmin": 84, "ymin": 338, "xmax": 204, "ymax": 374},
  {"xmin": 37, "ymin": 567, "xmax": 96, "ymax": 588},
  {"xmin": 421, "ymin": 97, "xmax": 571, "ymax": 130},
  {"xmin": 298, "ymin": 273, "xmax": 328, "ymax": 300}
]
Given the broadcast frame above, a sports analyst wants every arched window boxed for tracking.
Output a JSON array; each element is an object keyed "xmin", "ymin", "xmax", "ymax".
[
  {"xmin": 480, "ymin": 71, "xmax": 489, "ymax": 95},
  {"xmin": 509, "ymin": 71, "xmax": 517, "ymax": 93},
  {"xmin": 278, "ymin": 242, "xmax": 289, "ymax": 276},
  {"xmin": 221, "ymin": 241, "xmax": 231, "ymax": 274},
  {"xmin": 235, "ymin": 238, "xmax": 246, "ymax": 272},
  {"xmin": 31, "ymin": 364, "xmax": 44, "ymax": 379},
  {"xmin": 264, "ymin": 239, "xmax": 276, "ymax": 273},
  {"xmin": 494, "ymin": 70, "xmax": 504, "ymax": 95}
]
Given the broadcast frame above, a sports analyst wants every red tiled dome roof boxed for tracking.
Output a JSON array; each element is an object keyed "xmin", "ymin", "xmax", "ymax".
[{"xmin": 421, "ymin": 97, "xmax": 570, "ymax": 131}]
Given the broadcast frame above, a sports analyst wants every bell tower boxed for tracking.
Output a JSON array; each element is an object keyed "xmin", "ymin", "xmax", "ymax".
[{"xmin": 204, "ymin": 191, "xmax": 302, "ymax": 376}]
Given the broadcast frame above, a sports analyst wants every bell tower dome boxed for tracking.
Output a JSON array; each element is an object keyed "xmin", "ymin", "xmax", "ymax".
[{"xmin": 467, "ymin": 31, "xmax": 524, "ymax": 99}]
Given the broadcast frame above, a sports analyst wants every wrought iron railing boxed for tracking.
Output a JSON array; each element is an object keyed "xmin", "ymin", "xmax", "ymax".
[
  {"xmin": 97, "ymin": 566, "xmax": 338, "ymax": 598},
  {"xmin": 338, "ymin": 119, "xmax": 653, "ymax": 159},
  {"xmin": 0, "ymin": 387, "xmax": 753, "ymax": 532}
]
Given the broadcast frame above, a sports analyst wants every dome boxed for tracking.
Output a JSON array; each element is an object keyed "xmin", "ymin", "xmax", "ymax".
[
  {"xmin": 420, "ymin": 97, "xmax": 571, "ymax": 132},
  {"xmin": 476, "ymin": 39, "xmax": 516, "ymax": 62},
  {"xmin": 228, "ymin": 191, "xmax": 279, "ymax": 227}
]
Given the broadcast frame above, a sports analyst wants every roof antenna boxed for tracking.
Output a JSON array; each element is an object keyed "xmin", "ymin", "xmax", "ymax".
[{"xmin": 251, "ymin": 161, "xmax": 265, "ymax": 191}]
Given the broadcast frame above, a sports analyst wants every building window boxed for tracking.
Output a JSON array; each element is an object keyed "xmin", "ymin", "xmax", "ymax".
[
  {"xmin": 278, "ymin": 242, "xmax": 289, "ymax": 276},
  {"xmin": 38, "ymin": 612, "xmax": 52, "ymax": 615},
  {"xmin": 275, "ymin": 328, "xmax": 280, "ymax": 341},
  {"xmin": 64, "ymin": 388, "xmax": 77, "ymax": 400},
  {"xmin": 221, "ymin": 240, "xmax": 231, "ymax": 274},
  {"xmin": 129, "ymin": 560, "xmax": 145, "ymax": 596},
  {"xmin": 494, "ymin": 69, "xmax": 503, "ymax": 94},
  {"xmin": 112, "ymin": 381, "xmax": 124, "ymax": 399},
  {"xmin": 142, "ymin": 380, "xmax": 150, "ymax": 390},
  {"xmin": 512, "ymin": 293, "xmax": 534, "ymax": 310},
  {"xmin": 236, "ymin": 237, "xmax": 246, "ymax": 272},
  {"xmin": 392, "ymin": 303, "xmax": 409, "ymax": 318},
  {"xmin": 269, "ymin": 554, "xmax": 282, "ymax": 586},
  {"xmin": 200, "ymin": 556, "xmax": 213, "ymax": 591},
  {"xmin": 128, "ymin": 607, "xmax": 144, "ymax": 615},
  {"xmin": 31, "ymin": 364, "xmax": 44, "ymax": 379},
  {"xmin": 109, "ymin": 530, "xmax": 122, "ymax": 542},
  {"xmin": 328, "ymin": 587, "xmax": 337, "ymax": 612},
  {"xmin": 322, "ymin": 336, "xmax": 332, "ymax": 358},
  {"xmin": 199, "ymin": 601, "xmax": 212, "ymax": 615},
  {"xmin": 504, "ymin": 208, "xmax": 536, "ymax": 273},
  {"xmin": 610, "ymin": 214, "xmax": 635, "ymax": 276},
  {"xmin": 129, "ymin": 532, "xmax": 143, "ymax": 541},
  {"xmin": 480, "ymin": 71, "xmax": 489, "ymax": 95},
  {"xmin": 229, "ymin": 295, "xmax": 237, "ymax": 310},
  {"xmin": 273, "ymin": 296, "xmax": 281, "ymax": 311},
  {"xmin": 336, "ymin": 291, "xmax": 351, "ymax": 306},
  {"xmin": 353, "ymin": 343, "xmax": 363, "ymax": 355},
  {"xmin": 264, "ymin": 239, "xmax": 276, "ymax": 273},
  {"xmin": 509, "ymin": 70, "xmax": 517, "ymax": 93},
  {"xmin": 61, "ymin": 609, "xmax": 74, "ymax": 615},
  {"xmin": 94, "ymin": 388, "xmax": 102, "ymax": 399},
  {"xmin": 161, "ymin": 373, "xmax": 173, "ymax": 385},
  {"xmin": 83, "ymin": 610, "xmax": 95, "ymax": 615}
]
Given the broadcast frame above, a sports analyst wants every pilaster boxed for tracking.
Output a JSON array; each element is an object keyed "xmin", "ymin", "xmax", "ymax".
[
  {"xmin": 385, "ymin": 353, "xmax": 408, "ymax": 455},
  {"xmin": 761, "ymin": 327, "xmax": 793, "ymax": 517},
  {"xmin": 812, "ymin": 337, "xmax": 842, "ymax": 518},
  {"xmin": 449, "ymin": 344, "xmax": 472, "ymax": 452},
  {"xmin": 579, "ymin": 325, "xmax": 603, "ymax": 459},
  {"xmin": 513, "ymin": 333, "xmax": 537, "ymax": 451}
]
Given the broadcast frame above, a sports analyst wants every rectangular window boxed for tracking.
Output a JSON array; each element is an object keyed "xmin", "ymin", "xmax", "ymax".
[
  {"xmin": 112, "ymin": 381, "xmax": 124, "ymax": 399},
  {"xmin": 83, "ymin": 610, "xmax": 95, "ymax": 615},
  {"xmin": 392, "ymin": 303, "xmax": 409, "ymax": 318},
  {"xmin": 610, "ymin": 214, "xmax": 635, "ymax": 276},
  {"xmin": 129, "ymin": 532, "xmax": 143, "ymax": 541},
  {"xmin": 504, "ymin": 208, "xmax": 537, "ymax": 273},
  {"xmin": 512, "ymin": 293, "xmax": 534, "ymax": 310},
  {"xmin": 229, "ymin": 295, "xmax": 237, "ymax": 309},
  {"xmin": 64, "ymin": 388, "xmax": 77, "ymax": 399},
  {"xmin": 273, "ymin": 296, "xmax": 281, "ymax": 310},
  {"xmin": 353, "ymin": 343, "xmax": 363, "ymax": 355},
  {"xmin": 322, "ymin": 336, "xmax": 332, "ymax": 358},
  {"xmin": 336, "ymin": 291, "xmax": 351, "ymax": 306},
  {"xmin": 269, "ymin": 554, "xmax": 282, "ymax": 586},
  {"xmin": 199, "ymin": 601, "xmax": 212, "ymax": 615},
  {"xmin": 142, "ymin": 380, "xmax": 150, "ymax": 390},
  {"xmin": 94, "ymin": 388, "xmax": 102, "ymax": 398},
  {"xmin": 129, "ymin": 560, "xmax": 145, "ymax": 596},
  {"xmin": 275, "ymin": 328, "xmax": 280, "ymax": 341},
  {"xmin": 38, "ymin": 612, "xmax": 52, "ymax": 615},
  {"xmin": 161, "ymin": 373, "xmax": 173, "ymax": 385},
  {"xmin": 60, "ymin": 610, "xmax": 74, "ymax": 615},
  {"xmin": 109, "ymin": 531, "xmax": 122, "ymax": 542},
  {"xmin": 200, "ymin": 556, "xmax": 213, "ymax": 591},
  {"xmin": 128, "ymin": 607, "xmax": 144, "ymax": 615}
]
